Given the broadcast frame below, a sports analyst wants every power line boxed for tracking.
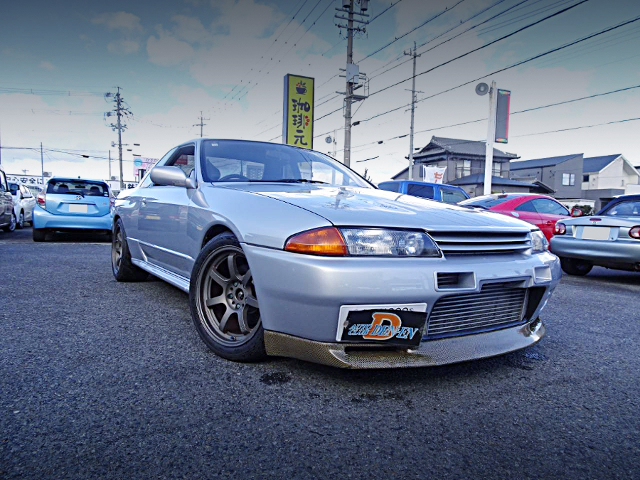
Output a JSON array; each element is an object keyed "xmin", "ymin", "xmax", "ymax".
[
  {"xmin": 513, "ymin": 117, "xmax": 640, "ymax": 137},
  {"xmin": 357, "ymin": 9, "xmax": 639, "ymax": 125},
  {"xmin": 357, "ymin": 0, "xmax": 467, "ymax": 63},
  {"xmin": 367, "ymin": 0, "xmax": 591, "ymax": 99}
]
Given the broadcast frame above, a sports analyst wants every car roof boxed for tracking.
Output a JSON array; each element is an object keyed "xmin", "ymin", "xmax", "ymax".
[{"xmin": 379, "ymin": 180, "xmax": 462, "ymax": 188}]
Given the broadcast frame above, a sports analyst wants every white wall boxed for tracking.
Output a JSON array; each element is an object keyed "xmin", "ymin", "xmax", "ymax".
[{"xmin": 586, "ymin": 156, "xmax": 640, "ymax": 190}]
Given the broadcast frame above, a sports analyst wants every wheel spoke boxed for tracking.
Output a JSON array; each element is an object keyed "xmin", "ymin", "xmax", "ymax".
[
  {"xmin": 208, "ymin": 269, "xmax": 228, "ymax": 287},
  {"xmin": 240, "ymin": 270, "xmax": 251, "ymax": 287},
  {"xmin": 218, "ymin": 307, "xmax": 234, "ymax": 333},
  {"xmin": 239, "ymin": 307, "xmax": 251, "ymax": 334},
  {"xmin": 205, "ymin": 294, "xmax": 225, "ymax": 308},
  {"xmin": 227, "ymin": 254, "xmax": 239, "ymax": 281},
  {"xmin": 245, "ymin": 295, "xmax": 259, "ymax": 309}
]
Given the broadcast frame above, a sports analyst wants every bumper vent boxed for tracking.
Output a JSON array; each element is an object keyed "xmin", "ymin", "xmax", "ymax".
[
  {"xmin": 437, "ymin": 272, "xmax": 460, "ymax": 288},
  {"xmin": 428, "ymin": 230, "xmax": 531, "ymax": 255},
  {"xmin": 426, "ymin": 283, "xmax": 527, "ymax": 339}
]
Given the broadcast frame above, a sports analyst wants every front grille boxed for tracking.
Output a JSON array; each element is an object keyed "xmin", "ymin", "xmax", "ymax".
[
  {"xmin": 428, "ymin": 230, "xmax": 531, "ymax": 255},
  {"xmin": 426, "ymin": 283, "xmax": 527, "ymax": 338}
]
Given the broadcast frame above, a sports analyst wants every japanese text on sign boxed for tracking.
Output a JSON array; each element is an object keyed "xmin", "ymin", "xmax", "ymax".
[{"xmin": 283, "ymin": 74, "xmax": 314, "ymax": 149}]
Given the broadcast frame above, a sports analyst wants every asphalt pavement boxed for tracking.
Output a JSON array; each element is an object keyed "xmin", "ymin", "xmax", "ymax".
[{"xmin": 1, "ymin": 227, "xmax": 639, "ymax": 479}]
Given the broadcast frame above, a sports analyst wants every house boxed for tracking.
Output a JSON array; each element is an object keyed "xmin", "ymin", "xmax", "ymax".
[
  {"xmin": 509, "ymin": 154, "xmax": 584, "ymax": 199},
  {"xmin": 391, "ymin": 136, "xmax": 545, "ymax": 196},
  {"xmin": 582, "ymin": 154, "xmax": 640, "ymax": 210}
]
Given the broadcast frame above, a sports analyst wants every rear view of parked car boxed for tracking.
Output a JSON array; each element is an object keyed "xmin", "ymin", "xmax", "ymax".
[
  {"xmin": 9, "ymin": 183, "xmax": 36, "ymax": 229},
  {"xmin": 551, "ymin": 194, "xmax": 640, "ymax": 275},
  {"xmin": 377, "ymin": 180, "xmax": 470, "ymax": 204},
  {"xmin": 32, "ymin": 178, "xmax": 113, "ymax": 242},
  {"xmin": 0, "ymin": 166, "xmax": 16, "ymax": 233}
]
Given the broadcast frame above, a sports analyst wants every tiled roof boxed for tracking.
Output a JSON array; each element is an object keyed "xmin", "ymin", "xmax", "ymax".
[
  {"xmin": 510, "ymin": 154, "xmax": 582, "ymax": 170},
  {"xmin": 449, "ymin": 173, "xmax": 554, "ymax": 192},
  {"xmin": 582, "ymin": 154, "xmax": 620, "ymax": 173},
  {"xmin": 416, "ymin": 136, "xmax": 518, "ymax": 159}
]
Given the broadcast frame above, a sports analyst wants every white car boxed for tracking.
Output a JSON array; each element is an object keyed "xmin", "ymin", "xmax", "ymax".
[{"xmin": 9, "ymin": 183, "xmax": 36, "ymax": 229}]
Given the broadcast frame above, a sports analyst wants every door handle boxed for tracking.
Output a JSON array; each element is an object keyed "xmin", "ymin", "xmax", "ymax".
[{"xmin": 141, "ymin": 198, "xmax": 147, "ymax": 206}]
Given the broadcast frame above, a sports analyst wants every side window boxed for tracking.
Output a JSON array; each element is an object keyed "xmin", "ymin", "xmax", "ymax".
[
  {"xmin": 142, "ymin": 147, "xmax": 178, "ymax": 187},
  {"xmin": 532, "ymin": 198, "xmax": 569, "ymax": 216},
  {"xmin": 23, "ymin": 186, "xmax": 32, "ymax": 198},
  {"xmin": 378, "ymin": 182, "xmax": 400, "ymax": 193},
  {"xmin": 407, "ymin": 184, "xmax": 435, "ymax": 199},
  {"xmin": 515, "ymin": 200, "xmax": 538, "ymax": 213},
  {"xmin": 441, "ymin": 189, "xmax": 467, "ymax": 204},
  {"xmin": 166, "ymin": 145, "xmax": 196, "ymax": 177}
]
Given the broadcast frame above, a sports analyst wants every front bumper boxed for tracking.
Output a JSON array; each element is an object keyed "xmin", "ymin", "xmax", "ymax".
[
  {"xmin": 551, "ymin": 235, "xmax": 640, "ymax": 265},
  {"xmin": 243, "ymin": 245, "xmax": 560, "ymax": 366},
  {"xmin": 33, "ymin": 207, "xmax": 113, "ymax": 231},
  {"xmin": 264, "ymin": 319, "xmax": 545, "ymax": 369}
]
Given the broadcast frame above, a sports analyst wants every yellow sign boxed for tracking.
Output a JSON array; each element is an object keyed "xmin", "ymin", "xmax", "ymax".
[{"xmin": 283, "ymin": 74, "xmax": 314, "ymax": 149}]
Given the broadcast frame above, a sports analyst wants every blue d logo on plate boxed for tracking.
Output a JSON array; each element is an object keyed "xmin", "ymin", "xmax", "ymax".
[{"xmin": 134, "ymin": 159, "xmax": 143, "ymax": 167}]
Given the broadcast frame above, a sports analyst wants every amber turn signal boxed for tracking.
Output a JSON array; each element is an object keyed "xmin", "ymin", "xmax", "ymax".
[{"xmin": 285, "ymin": 227, "xmax": 348, "ymax": 256}]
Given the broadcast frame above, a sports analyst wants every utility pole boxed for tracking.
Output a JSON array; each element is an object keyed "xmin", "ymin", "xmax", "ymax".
[
  {"xmin": 483, "ymin": 80, "xmax": 498, "ymax": 195},
  {"xmin": 335, "ymin": 0, "xmax": 369, "ymax": 168},
  {"xmin": 108, "ymin": 150, "xmax": 112, "ymax": 181},
  {"xmin": 106, "ymin": 87, "xmax": 131, "ymax": 190},
  {"xmin": 404, "ymin": 42, "xmax": 420, "ymax": 181},
  {"xmin": 194, "ymin": 111, "xmax": 209, "ymax": 138},
  {"xmin": 40, "ymin": 142, "xmax": 44, "ymax": 187}
]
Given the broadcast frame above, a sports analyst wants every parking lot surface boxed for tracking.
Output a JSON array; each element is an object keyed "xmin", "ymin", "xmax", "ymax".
[{"xmin": 1, "ymin": 228, "xmax": 639, "ymax": 479}]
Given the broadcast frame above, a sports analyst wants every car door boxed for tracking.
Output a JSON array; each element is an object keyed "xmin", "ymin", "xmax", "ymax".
[
  {"xmin": 0, "ymin": 171, "xmax": 11, "ymax": 226},
  {"xmin": 21, "ymin": 185, "xmax": 35, "ymax": 222},
  {"xmin": 137, "ymin": 144, "xmax": 195, "ymax": 277},
  {"xmin": 531, "ymin": 198, "xmax": 570, "ymax": 241},
  {"xmin": 513, "ymin": 199, "xmax": 543, "ymax": 230}
]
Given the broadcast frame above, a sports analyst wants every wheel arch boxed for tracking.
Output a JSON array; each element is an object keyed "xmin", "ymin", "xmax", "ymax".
[{"xmin": 201, "ymin": 223, "xmax": 237, "ymax": 249}]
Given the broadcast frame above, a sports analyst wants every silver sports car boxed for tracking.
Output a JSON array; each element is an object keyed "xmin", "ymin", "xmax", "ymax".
[
  {"xmin": 111, "ymin": 139, "xmax": 560, "ymax": 368},
  {"xmin": 551, "ymin": 194, "xmax": 640, "ymax": 275}
]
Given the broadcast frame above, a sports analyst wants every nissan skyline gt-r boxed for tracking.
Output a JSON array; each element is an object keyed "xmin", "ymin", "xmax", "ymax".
[
  {"xmin": 550, "ymin": 194, "xmax": 640, "ymax": 276},
  {"xmin": 111, "ymin": 139, "xmax": 560, "ymax": 369}
]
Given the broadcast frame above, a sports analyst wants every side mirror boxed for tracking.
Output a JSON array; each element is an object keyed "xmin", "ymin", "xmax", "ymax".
[
  {"xmin": 150, "ymin": 166, "xmax": 196, "ymax": 189},
  {"xmin": 570, "ymin": 207, "xmax": 583, "ymax": 217}
]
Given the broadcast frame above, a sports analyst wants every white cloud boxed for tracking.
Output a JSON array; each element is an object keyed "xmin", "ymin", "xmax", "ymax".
[
  {"xmin": 107, "ymin": 40, "xmax": 140, "ymax": 54},
  {"xmin": 171, "ymin": 15, "xmax": 213, "ymax": 44},
  {"xmin": 92, "ymin": 11, "xmax": 143, "ymax": 32},
  {"xmin": 39, "ymin": 61, "xmax": 55, "ymax": 71},
  {"xmin": 147, "ymin": 27, "xmax": 195, "ymax": 66}
]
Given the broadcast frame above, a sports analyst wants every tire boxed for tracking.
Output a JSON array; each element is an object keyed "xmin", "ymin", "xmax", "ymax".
[
  {"xmin": 32, "ymin": 228, "xmax": 47, "ymax": 242},
  {"xmin": 111, "ymin": 218, "xmax": 148, "ymax": 282},
  {"xmin": 3, "ymin": 213, "xmax": 16, "ymax": 232},
  {"xmin": 17, "ymin": 211, "xmax": 24, "ymax": 229},
  {"xmin": 189, "ymin": 233, "xmax": 266, "ymax": 362},
  {"xmin": 560, "ymin": 257, "xmax": 593, "ymax": 276}
]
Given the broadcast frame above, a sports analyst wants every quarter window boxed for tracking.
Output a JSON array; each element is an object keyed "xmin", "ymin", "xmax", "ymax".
[
  {"xmin": 532, "ymin": 198, "xmax": 569, "ymax": 216},
  {"xmin": 515, "ymin": 200, "xmax": 537, "ymax": 213},
  {"xmin": 441, "ymin": 189, "xmax": 467, "ymax": 204}
]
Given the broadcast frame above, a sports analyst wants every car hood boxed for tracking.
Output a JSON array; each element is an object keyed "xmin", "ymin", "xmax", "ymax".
[{"xmin": 219, "ymin": 183, "xmax": 533, "ymax": 232}]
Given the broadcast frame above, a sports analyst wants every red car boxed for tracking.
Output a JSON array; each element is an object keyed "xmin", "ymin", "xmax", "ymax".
[{"xmin": 459, "ymin": 193, "xmax": 570, "ymax": 242}]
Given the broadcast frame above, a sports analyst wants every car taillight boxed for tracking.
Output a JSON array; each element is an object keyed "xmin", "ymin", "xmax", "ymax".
[
  {"xmin": 285, "ymin": 227, "xmax": 348, "ymax": 256},
  {"xmin": 37, "ymin": 192, "xmax": 46, "ymax": 208},
  {"xmin": 630, "ymin": 226, "xmax": 640, "ymax": 239},
  {"xmin": 554, "ymin": 222, "xmax": 566, "ymax": 235},
  {"xmin": 110, "ymin": 197, "xmax": 115, "ymax": 209}
]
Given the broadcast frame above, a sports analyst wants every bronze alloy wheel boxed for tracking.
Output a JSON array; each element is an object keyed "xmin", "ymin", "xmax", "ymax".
[
  {"xmin": 197, "ymin": 245, "xmax": 261, "ymax": 347},
  {"xmin": 112, "ymin": 227, "xmax": 124, "ymax": 273}
]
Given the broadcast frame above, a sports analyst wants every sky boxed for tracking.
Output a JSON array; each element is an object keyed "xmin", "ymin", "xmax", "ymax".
[{"xmin": 1, "ymin": 0, "xmax": 639, "ymax": 183}]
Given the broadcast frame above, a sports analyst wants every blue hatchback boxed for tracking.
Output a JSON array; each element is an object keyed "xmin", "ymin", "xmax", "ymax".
[
  {"xmin": 32, "ymin": 178, "xmax": 113, "ymax": 241},
  {"xmin": 377, "ymin": 180, "xmax": 470, "ymax": 204}
]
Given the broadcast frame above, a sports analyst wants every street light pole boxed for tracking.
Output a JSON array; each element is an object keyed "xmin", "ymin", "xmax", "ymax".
[{"xmin": 483, "ymin": 81, "xmax": 498, "ymax": 195}]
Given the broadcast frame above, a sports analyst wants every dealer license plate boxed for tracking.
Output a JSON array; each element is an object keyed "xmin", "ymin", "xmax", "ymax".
[
  {"xmin": 582, "ymin": 226, "xmax": 610, "ymax": 240},
  {"xmin": 68, "ymin": 204, "xmax": 88, "ymax": 213},
  {"xmin": 338, "ymin": 303, "xmax": 427, "ymax": 347}
]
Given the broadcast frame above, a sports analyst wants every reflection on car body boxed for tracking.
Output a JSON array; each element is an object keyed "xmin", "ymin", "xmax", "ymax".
[{"xmin": 112, "ymin": 139, "xmax": 561, "ymax": 369}]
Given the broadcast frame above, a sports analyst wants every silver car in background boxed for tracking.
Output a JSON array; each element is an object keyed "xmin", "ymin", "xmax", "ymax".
[
  {"xmin": 111, "ymin": 139, "xmax": 560, "ymax": 368},
  {"xmin": 551, "ymin": 194, "xmax": 640, "ymax": 275}
]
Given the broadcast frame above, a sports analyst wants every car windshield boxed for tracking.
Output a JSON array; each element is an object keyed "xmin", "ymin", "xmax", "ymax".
[
  {"xmin": 47, "ymin": 180, "xmax": 109, "ymax": 197},
  {"xmin": 601, "ymin": 200, "xmax": 640, "ymax": 216},
  {"xmin": 9, "ymin": 183, "xmax": 19, "ymax": 194},
  {"xmin": 459, "ymin": 194, "xmax": 521, "ymax": 209},
  {"xmin": 200, "ymin": 140, "xmax": 370, "ymax": 187}
]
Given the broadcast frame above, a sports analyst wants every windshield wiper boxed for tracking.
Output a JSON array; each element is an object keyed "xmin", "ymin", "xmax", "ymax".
[{"xmin": 269, "ymin": 179, "xmax": 328, "ymax": 184}]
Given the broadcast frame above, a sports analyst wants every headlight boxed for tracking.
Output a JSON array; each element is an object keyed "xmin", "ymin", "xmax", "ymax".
[
  {"xmin": 284, "ymin": 227, "xmax": 441, "ymax": 257},
  {"xmin": 530, "ymin": 230, "xmax": 549, "ymax": 253},
  {"xmin": 340, "ymin": 228, "xmax": 440, "ymax": 257}
]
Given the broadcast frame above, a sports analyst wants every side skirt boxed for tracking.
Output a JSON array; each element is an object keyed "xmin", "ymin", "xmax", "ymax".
[{"xmin": 131, "ymin": 258, "xmax": 190, "ymax": 293}]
